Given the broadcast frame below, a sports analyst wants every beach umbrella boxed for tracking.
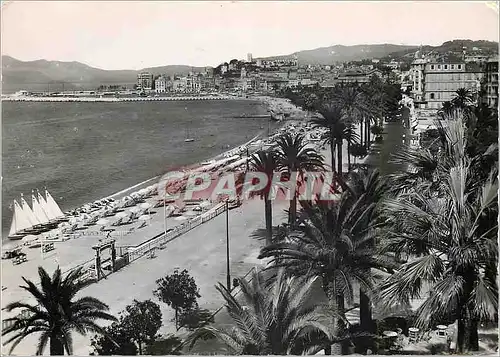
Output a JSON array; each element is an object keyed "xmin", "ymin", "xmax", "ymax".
[
  {"xmin": 96, "ymin": 218, "xmax": 109, "ymax": 225},
  {"xmin": 115, "ymin": 212, "xmax": 129, "ymax": 219},
  {"xmin": 140, "ymin": 202, "xmax": 152, "ymax": 210},
  {"xmin": 138, "ymin": 188, "xmax": 149, "ymax": 196},
  {"xmin": 174, "ymin": 216, "xmax": 187, "ymax": 221},
  {"xmin": 138, "ymin": 215, "xmax": 152, "ymax": 221}
]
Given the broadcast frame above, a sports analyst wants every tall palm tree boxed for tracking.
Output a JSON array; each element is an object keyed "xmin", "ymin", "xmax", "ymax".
[
  {"xmin": 451, "ymin": 87, "xmax": 475, "ymax": 112},
  {"xmin": 379, "ymin": 166, "xmax": 498, "ymax": 353},
  {"xmin": 380, "ymin": 113, "xmax": 498, "ymax": 353},
  {"xmin": 259, "ymin": 191, "xmax": 396, "ymax": 354},
  {"xmin": 275, "ymin": 133, "xmax": 324, "ymax": 226},
  {"xmin": 345, "ymin": 169, "xmax": 390, "ymax": 336},
  {"xmin": 249, "ymin": 150, "xmax": 278, "ymax": 246},
  {"xmin": 334, "ymin": 85, "xmax": 365, "ymax": 169},
  {"xmin": 438, "ymin": 101, "xmax": 454, "ymax": 119},
  {"xmin": 2, "ymin": 266, "xmax": 117, "ymax": 355},
  {"xmin": 185, "ymin": 269, "xmax": 336, "ymax": 355},
  {"xmin": 312, "ymin": 104, "xmax": 351, "ymax": 175}
]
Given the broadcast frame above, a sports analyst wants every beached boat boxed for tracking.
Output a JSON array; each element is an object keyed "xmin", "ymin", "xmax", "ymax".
[{"xmin": 7, "ymin": 188, "xmax": 66, "ymax": 240}]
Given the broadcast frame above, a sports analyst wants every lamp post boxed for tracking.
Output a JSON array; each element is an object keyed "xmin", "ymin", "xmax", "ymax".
[
  {"xmin": 226, "ymin": 199, "xmax": 230, "ymax": 291},
  {"xmin": 246, "ymin": 147, "xmax": 250, "ymax": 172},
  {"xmin": 163, "ymin": 194, "xmax": 167, "ymax": 238}
]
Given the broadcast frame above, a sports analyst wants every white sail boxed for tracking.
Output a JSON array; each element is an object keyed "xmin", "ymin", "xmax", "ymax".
[
  {"xmin": 37, "ymin": 190, "xmax": 55, "ymax": 221},
  {"xmin": 45, "ymin": 188, "xmax": 65, "ymax": 220},
  {"xmin": 32, "ymin": 190, "xmax": 50, "ymax": 224},
  {"xmin": 20, "ymin": 194, "xmax": 41, "ymax": 227},
  {"xmin": 9, "ymin": 199, "xmax": 32, "ymax": 236}
]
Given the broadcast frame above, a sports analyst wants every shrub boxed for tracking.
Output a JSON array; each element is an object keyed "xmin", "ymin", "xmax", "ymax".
[{"xmin": 371, "ymin": 125, "xmax": 384, "ymax": 135}]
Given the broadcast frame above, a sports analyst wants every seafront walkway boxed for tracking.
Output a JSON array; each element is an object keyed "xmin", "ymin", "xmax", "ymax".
[
  {"xmin": 187, "ymin": 117, "xmax": 418, "ymax": 354},
  {"xmin": 1, "ymin": 114, "xmax": 412, "ymax": 355},
  {"xmin": 2, "ymin": 196, "xmax": 289, "ymax": 355},
  {"xmin": 1, "ymin": 95, "xmax": 239, "ymax": 102}
]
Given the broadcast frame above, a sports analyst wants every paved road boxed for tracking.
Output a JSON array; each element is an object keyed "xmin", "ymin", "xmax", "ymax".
[{"xmin": 364, "ymin": 108, "xmax": 410, "ymax": 175}]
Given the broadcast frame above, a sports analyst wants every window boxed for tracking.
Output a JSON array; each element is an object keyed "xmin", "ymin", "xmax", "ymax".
[
  {"xmin": 444, "ymin": 65, "xmax": 448, "ymax": 69},
  {"xmin": 438, "ymin": 65, "xmax": 441, "ymax": 69},
  {"xmin": 451, "ymin": 64, "xmax": 455, "ymax": 69},
  {"xmin": 431, "ymin": 65, "xmax": 435, "ymax": 70},
  {"xmin": 430, "ymin": 93, "xmax": 435, "ymax": 99},
  {"xmin": 458, "ymin": 64, "xmax": 462, "ymax": 69}
]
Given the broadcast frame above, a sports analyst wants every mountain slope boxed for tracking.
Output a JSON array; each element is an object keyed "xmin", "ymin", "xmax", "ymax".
[
  {"xmin": 258, "ymin": 44, "xmax": 419, "ymax": 64},
  {"xmin": 383, "ymin": 39, "xmax": 499, "ymax": 61},
  {"xmin": 1, "ymin": 56, "xmax": 207, "ymax": 93}
]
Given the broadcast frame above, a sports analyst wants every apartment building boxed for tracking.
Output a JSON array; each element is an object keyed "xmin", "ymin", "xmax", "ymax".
[
  {"xmin": 410, "ymin": 56, "xmax": 427, "ymax": 105},
  {"xmin": 137, "ymin": 72, "xmax": 154, "ymax": 91},
  {"xmin": 482, "ymin": 56, "xmax": 499, "ymax": 108},
  {"xmin": 423, "ymin": 62, "xmax": 484, "ymax": 109},
  {"xmin": 154, "ymin": 76, "xmax": 168, "ymax": 93}
]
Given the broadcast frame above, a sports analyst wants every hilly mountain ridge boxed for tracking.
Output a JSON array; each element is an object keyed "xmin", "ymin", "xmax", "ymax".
[{"xmin": 2, "ymin": 40, "xmax": 497, "ymax": 93}]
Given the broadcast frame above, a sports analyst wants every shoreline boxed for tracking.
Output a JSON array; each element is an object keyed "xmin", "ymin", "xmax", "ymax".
[
  {"xmin": 1, "ymin": 94, "xmax": 251, "ymax": 102},
  {"xmin": 2, "ymin": 96, "xmax": 297, "ymax": 246}
]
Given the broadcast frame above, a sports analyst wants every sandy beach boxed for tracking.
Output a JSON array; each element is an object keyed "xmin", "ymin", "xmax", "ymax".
[
  {"xmin": 1, "ymin": 94, "xmax": 380, "ymax": 355},
  {"xmin": 1, "ymin": 96, "xmax": 318, "ymax": 355}
]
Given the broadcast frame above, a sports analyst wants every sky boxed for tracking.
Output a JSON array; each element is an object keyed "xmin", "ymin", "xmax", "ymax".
[{"xmin": 1, "ymin": 1, "xmax": 499, "ymax": 70}]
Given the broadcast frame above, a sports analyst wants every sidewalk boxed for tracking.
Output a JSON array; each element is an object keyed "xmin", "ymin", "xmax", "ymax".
[{"xmin": 3, "ymin": 198, "xmax": 289, "ymax": 355}]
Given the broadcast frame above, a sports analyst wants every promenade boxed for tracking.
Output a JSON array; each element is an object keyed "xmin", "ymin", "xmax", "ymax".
[{"xmin": 2, "ymin": 117, "xmax": 410, "ymax": 355}]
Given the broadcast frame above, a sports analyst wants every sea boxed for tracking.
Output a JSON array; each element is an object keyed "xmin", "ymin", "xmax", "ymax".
[{"xmin": 2, "ymin": 99, "xmax": 276, "ymax": 241}]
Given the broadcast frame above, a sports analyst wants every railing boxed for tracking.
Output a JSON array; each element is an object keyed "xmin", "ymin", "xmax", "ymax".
[
  {"xmin": 1, "ymin": 203, "xmax": 228, "ymax": 334},
  {"xmin": 127, "ymin": 202, "xmax": 226, "ymax": 263}
]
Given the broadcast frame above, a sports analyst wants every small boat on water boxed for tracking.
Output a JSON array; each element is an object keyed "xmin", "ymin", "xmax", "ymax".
[{"xmin": 8, "ymin": 188, "xmax": 67, "ymax": 240}]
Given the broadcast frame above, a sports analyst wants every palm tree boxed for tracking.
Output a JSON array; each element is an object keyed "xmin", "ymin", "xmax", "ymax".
[
  {"xmin": 185, "ymin": 269, "xmax": 336, "ymax": 355},
  {"xmin": 249, "ymin": 150, "xmax": 278, "ymax": 246},
  {"xmin": 380, "ymin": 113, "xmax": 498, "ymax": 353},
  {"xmin": 275, "ymin": 133, "xmax": 324, "ymax": 226},
  {"xmin": 2, "ymin": 266, "xmax": 116, "ymax": 355},
  {"xmin": 259, "ymin": 189, "xmax": 396, "ymax": 354},
  {"xmin": 438, "ymin": 101, "xmax": 454, "ymax": 119},
  {"xmin": 451, "ymin": 87, "xmax": 475, "ymax": 112},
  {"xmin": 379, "ymin": 166, "xmax": 498, "ymax": 353},
  {"xmin": 312, "ymin": 103, "xmax": 351, "ymax": 175},
  {"xmin": 334, "ymin": 85, "xmax": 365, "ymax": 169},
  {"xmin": 345, "ymin": 169, "xmax": 390, "ymax": 336}
]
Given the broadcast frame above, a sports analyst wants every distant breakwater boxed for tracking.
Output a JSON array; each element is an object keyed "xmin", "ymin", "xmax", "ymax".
[{"xmin": 2, "ymin": 95, "xmax": 244, "ymax": 103}]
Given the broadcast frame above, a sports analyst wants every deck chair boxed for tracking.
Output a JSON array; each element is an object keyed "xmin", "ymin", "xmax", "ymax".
[{"xmin": 112, "ymin": 218, "xmax": 123, "ymax": 226}]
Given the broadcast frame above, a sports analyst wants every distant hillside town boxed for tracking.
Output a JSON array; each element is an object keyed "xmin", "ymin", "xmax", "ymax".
[{"xmin": 4, "ymin": 40, "xmax": 498, "ymax": 105}]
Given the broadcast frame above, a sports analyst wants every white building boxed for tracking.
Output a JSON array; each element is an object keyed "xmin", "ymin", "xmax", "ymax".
[
  {"xmin": 410, "ymin": 50, "xmax": 427, "ymax": 106},
  {"xmin": 155, "ymin": 76, "xmax": 167, "ymax": 93}
]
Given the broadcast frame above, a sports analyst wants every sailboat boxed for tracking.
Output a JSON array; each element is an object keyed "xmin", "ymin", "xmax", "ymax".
[{"xmin": 7, "ymin": 188, "xmax": 66, "ymax": 240}]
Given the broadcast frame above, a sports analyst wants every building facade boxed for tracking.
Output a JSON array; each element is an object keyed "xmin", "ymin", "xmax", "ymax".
[
  {"xmin": 137, "ymin": 72, "xmax": 154, "ymax": 91},
  {"xmin": 155, "ymin": 76, "xmax": 167, "ymax": 93},
  {"xmin": 483, "ymin": 56, "xmax": 499, "ymax": 108},
  {"xmin": 410, "ymin": 58, "xmax": 427, "ymax": 105},
  {"xmin": 423, "ymin": 62, "xmax": 484, "ymax": 109}
]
